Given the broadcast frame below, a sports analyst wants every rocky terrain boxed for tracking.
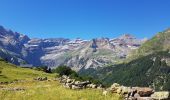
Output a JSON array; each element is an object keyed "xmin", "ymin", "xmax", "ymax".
[
  {"xmin": 57, "ymin": 75, "xmax": 170, "ymax": 100},
  {"xmin": 80, "ymin": 28, "xmax": 170, "ymax": 91},
  {"xmin": 0, "ymin": 25, "xmax": 145, "ymax": 70}
]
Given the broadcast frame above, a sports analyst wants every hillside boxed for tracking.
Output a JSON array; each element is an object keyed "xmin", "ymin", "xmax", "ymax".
[
  {"xmin": 0, "ymin": 60, "xmax": 121, "ymax": 100},
  {"xmin": 79, "ymin": 29, "xmax": 170, "ymax": 91},
  {"xmin": 0, "ymin": 25, "xmax": 145, "ymax": 70},
  {"xmin": 133, "ymin": 28, "xmax": 170, "ymax": 56}
]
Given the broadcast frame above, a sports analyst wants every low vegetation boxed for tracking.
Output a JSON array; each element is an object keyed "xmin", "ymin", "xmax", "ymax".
[
  {"xmin": 0, "ymin": 61, "xmax": 122, "ymax": 100},
  {"xmin": 53, "ymin": 65, "xmax": 102, "ymax": 84}
]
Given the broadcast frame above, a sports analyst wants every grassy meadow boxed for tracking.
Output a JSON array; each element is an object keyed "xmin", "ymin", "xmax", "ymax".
[{"xmin": 0, "ymin": 61, "xmax": 122, "ymax": 100}]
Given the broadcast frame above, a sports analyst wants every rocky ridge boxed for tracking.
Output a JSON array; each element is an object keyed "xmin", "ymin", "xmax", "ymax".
[{"xmin": 0, "ymin": 25, "xmax": 146, "ymax": 70}]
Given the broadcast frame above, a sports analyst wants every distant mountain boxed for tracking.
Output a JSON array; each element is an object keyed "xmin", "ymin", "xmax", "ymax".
[
  {"xmin": 80, "ymin": 28, "xmax": 170, "ymax": 91},
  {"xmin": 135, "ymin": 28, "xmax": 170, "ymax": 55},
  {"xmin": 0, "ymin": 25, "xmax": 145, "ymax": 70},
  {"xmin": 0, "ymin": 26, "xmax": 30, "ymax": 65}
]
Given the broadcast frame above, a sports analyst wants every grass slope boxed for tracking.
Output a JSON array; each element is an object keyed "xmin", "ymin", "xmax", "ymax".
[
  {"xmin": 133, "ymin": 28, "xmax": 170, "ymax": 56},
  {"xmin": 0, "ymin": 61, "xmax": 54, "ymax": 82},
  {"xmin": 0, "ymin": 61, "xmax": 122, "ymax": 100}
]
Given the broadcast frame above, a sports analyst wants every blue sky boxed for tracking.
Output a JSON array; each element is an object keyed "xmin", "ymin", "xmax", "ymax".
[{"xmin": 0, "ymin": 0, "xmax": 170, "ymax": 39}]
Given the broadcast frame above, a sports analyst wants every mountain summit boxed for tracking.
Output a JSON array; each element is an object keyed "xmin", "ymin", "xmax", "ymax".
[{"xmin": 0, "ymin": 25, "xmax": 145, "ymax": 70}]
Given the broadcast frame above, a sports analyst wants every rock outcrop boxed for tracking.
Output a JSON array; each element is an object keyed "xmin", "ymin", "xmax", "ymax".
[
  {"xmin": 58, "ymin": 75, "xmax": 103, "ymax": 90},
  {"xmin": 33, "ymin": 77, "xmax": 48, "ymax": 81},
  {"xmin": 109, "ymin": 83, "xmax": 170, "ymax": 100}
]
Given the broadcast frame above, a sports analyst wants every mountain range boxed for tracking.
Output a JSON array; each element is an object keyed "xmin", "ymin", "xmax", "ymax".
[
  {"xmin": 0, "ymin": 25, "xmax": 146, "ymax": 71},
  {"xmin": 80, "ymin": 28, "xmax": 170, "ymax": 91},
  {"xmin": 1, "ymin": 25, "xmax": 170, "ymax": 91}
]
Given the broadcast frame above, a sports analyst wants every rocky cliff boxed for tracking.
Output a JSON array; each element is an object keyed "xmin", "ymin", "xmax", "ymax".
[{"xmin": 0, "ymin": 25, "xmax": 145, "ymax": 70}]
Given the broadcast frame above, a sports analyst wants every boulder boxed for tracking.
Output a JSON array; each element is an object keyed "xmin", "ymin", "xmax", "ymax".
[
  {"xmin": 42, "ymin": 77, "xmax": 47, "ymax": 81},
  {"xmin": 87, "ymin": 84, "xmax": 97, "ymax": 89},
  {"xmin": 127, "ymin": 97, "xmax": 137, "ymax": 100},
  {"xmin": 111, "ymin": 83, "xmax": 120, "ymax": 89},
  {"xmin": 103, "ymin": 90, "xmax": 108, "ymax": 96},
  {"xmin": 116, "ymin": 87, "xmax": 122, "ymax": 94},
  {"xmin": 62, "ymin": 75, "xmax": 69, "ymax": 79},
  {"xmin": 34, "ymin": 77, "xmax": 48, "ymax": 81},
  {"xmin": 72, "ymin": 85, "xmax": 82, "ymax": 90},
  {"xmin": 91, "ymin": 84, "xmax": 97, "ymax": 89},
  {"xmin": 74, "ymin": 81, "xmax": 90, "ymax": 86},
  {"xmin": 134, "ymin": 93, "xmax": 140, "ymax": 98},
  {"xmin": 151, "ymin": 91, "xmax": 170, "ymax": 100},
  {"xmin": 65, "ymin": 83, "xmax": 73, "ymax": 89},
  {"xmin": 74, "ymin": 81, "xmax": 80, "ymax": 85},
  {"xmin": 137, "ymin": 87, "xmax": 154, "ymax": 97},
  {"xmin": 110, "ymin": 83, "xmax": 121, "ymax": 92},
  {"xmin": 121, "ymin": 86, "xmax": 131, "ymax": 94},
  {"xmin": 66, "ymin": 79, "xmax": 72, "ymax": 83},
  {"xmin": 136, "ymin": 97, "xmax": 153, "ymax": 100}
]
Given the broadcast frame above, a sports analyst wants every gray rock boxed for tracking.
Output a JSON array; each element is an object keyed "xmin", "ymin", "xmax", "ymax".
[
  {"xmin": 136, "ymin": 97, "xmax": 153, "ymax": 100},
  {"xmin": 134, "ymin": 93, "xmax": 140, "ymax": 98},
  {"xmin": 151, "ymin": 91, "xmax": 170, "ymax": 100},
  {"xmin": 71, "ymin": 85, "xmax": 82, "ymax": 90},
  {"xmin": 136, "ymin": 87, "xmax": 154, "ymax": 97}
]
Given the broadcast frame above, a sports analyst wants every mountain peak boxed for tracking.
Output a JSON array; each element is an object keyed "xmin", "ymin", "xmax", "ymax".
[
  {"xmin": 164, "ymin": 28, "xmax": 170, "ymax": 33},
  {"xmin": 119, "ymin": 34, "xmax": 135, "ymax": 39}
]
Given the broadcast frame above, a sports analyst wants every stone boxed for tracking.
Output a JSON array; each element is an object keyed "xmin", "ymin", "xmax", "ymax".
[
  {"xmin": 111, "ymin": 83, "xmax": 120, "ymax": 89},
  {"xmin": 62, "ymin": 75, "xmax": 68, "ymax": 79},
  {"xmin": 151, "ymin": 91, "xmax": 170, "ymax": 100},
  {"xmin": 134, "ymin": 93, "xmax": 140, "ymax": 98},
  {"xmin": 66, "ymin": 79, "xmax": 72, "ymax": 83},
  {"xmin": 121, "ymin": 86, "xmax": 131, "ymax": 94},
  {"xmin": 136, "ymin": 97, "xmax": 153, "ymax": 100},
  {"xmin": 74, "ymin": 81, "xmax": 90, "ymax": 86},
  {"xmin": 103, "ymin": 90, "xmax": 108, "ymax": 96},
  {"xmin": 42, "ymin": 77, "xmax": 47, "ymax": 81},
  {"xmin": 116, "ymin": 87, "xmax": 122, "ymax": 94},
  {"xmin": 137, "ymin": 87, "xmax": 154, "ymax": 97},
  {"xmin": 92, "ymin": 84, "xmax": 97, "ymax": 89},
  {"xmin": 110, "ymin": 83, "xmax": 121, "ymax": 93},
  {"xmin": 74, "ymin": 81, "xmax": 80, "ymax": 85},
  {"xmin": 72, "ymin": 85, "xmax": 82, "ymax": 90},
  {"xmin": 65, "ymin": 83, "xmax": 72, "ymax": 89},
  {"xmin": 34, "ymin": 77, "xmax": 48, "ymax": 81},
  {"xmin": 127, "ymin": 97, "xmax": 137, "ymax": 100}
]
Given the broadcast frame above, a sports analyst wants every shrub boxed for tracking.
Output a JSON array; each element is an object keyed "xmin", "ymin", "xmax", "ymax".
[
  {"xmin": 33, "ymin": 66, "xmax": 52, "ymax": 73},
  {"xmin": 53, "ymin": 65, "xmax": 77, "ymax": 76}
]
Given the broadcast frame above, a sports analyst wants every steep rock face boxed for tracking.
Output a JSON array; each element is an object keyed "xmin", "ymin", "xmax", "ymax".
[
  {"xmin": 0, "ymin": 25, "xmax": 145, "ymax": 70},
  {"xmin": 0, "ymin": 26, "xmax": 29, "ymax": 64},
  {"xmin": 40, "ymin": 36, "xmax": 144, "ymax": 70}
]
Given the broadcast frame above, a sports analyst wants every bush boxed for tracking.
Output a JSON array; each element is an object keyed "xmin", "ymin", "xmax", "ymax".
[
  {"xmin": 0, "ymin": 58, "xmax": 8, "ymax": 63},
  {"xmin": 53, "ymin": 65, "xmax": 103, "ymax": 85},
  {"xmin": 53, "ymin": 66, "xmax": 77, "ymax": 76},
  {"xmin": 81, "ymin": 76, "xmax": 102, "ymax": 85},
  {"xmin": 33, "ymin": 66, "xmax": 52, "ymax": 73}
]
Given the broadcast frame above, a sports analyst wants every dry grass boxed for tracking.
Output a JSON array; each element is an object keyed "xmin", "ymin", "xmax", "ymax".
[
  {"xmin": 0, "ymin": 81, "xmax": 122, "ymax": 100},
  {"xmin": 0, "ymin": 61, "xmax": 122, "ymax": 100}
]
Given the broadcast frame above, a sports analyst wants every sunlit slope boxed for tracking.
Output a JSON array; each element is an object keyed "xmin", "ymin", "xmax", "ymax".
[
  {"xmin": 0, "ymin": 61, "xmax": 122, "ymax": 100},
  {"xmin": 0, "ymin": 61, "xmax": 55, "ymax": 82}
]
